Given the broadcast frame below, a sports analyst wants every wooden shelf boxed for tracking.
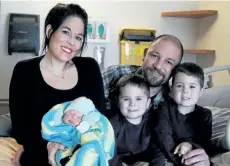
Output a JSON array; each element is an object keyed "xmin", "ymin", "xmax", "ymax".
[
  {"xmin": 161, "ymin": 10, "xmax": 217, "ymax": 18},
  {"xmin": 184, "ymin": 49, "xmax": 215, "ymax": 55}
]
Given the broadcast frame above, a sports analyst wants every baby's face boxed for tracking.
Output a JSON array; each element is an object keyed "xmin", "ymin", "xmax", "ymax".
[
  {"xmin": 63, "ymin": 110, "xmax": 83, "ymax": 126},
  {"xmin": 171, "ymin": 72, "xmax": 203, "ymax": 107}
]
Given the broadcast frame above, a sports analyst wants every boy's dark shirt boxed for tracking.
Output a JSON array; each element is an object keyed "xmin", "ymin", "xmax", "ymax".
[
  {"xmin": 155, "ymin": 97, "xmax": 212, "ymax": 165},
  {"xmin": 109, "ymin": 108, "xmax": 165, "ymax": 166}
]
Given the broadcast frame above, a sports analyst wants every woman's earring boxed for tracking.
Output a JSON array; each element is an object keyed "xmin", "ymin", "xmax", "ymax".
[{"xmin": 47, "ymin": 29, "xmax": 52, "ymax": 39}]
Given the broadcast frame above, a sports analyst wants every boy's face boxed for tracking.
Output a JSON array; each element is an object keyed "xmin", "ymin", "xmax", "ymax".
[
  {"xmin": 118, "ymin": 85, "xmax": 151, "ymax": 121},
  {"xmin": 172, "ymin": 72, "xmax": 203, "ymax": 107}
]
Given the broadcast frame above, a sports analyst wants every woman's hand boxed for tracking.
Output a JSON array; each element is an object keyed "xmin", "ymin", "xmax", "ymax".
[
  {"xmin": 12, "ymin": 144, "xmax": 24, "ymax": 166},
  {"xmin": 47, "ymin": 142, "xmax": 66, "ymax": 166}
]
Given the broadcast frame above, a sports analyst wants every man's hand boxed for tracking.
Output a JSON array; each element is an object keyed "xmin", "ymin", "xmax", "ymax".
[{"xmin": 182, "ymin": 149, "xmax": 210, "ymax": 166}]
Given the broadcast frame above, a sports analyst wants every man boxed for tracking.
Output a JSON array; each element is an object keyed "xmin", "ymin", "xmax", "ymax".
[
  {"xmin": 102, "ymin": 34, "xmax": 212, "ymax": 166},
  {"xmin": 47, "ymin": 35, "xmax": 212, "ymax": 166},
  {"xmin": 103, "ymin": 34, "xmax": 182, "ymax": 111}
]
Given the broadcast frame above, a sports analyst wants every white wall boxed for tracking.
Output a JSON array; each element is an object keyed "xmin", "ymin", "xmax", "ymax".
[
  {"xmin": 196, "ymin": 1, "xmax": 230, "ymax": 86},
  {"xmin": 0, "ymin": 1, "xmax": 199, "ymax": 99}
]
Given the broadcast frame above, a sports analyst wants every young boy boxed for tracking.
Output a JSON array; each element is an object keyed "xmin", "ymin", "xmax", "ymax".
[
  {"xmin": 155, "ymin": 62, "xmax": 212, "ymax": 166},
  {"xmin": 109, "ymin": 74, "xmax": 165, "ymax": 166}
]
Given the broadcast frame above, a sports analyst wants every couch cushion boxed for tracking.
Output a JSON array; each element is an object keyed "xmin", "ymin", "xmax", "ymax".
[
  {"xmin": 205, "ymin": 106, "xmax": 230, "ymax": 150},
  {"xmin": 0, "ymin": 104, "xmax": 9, "ymax": 115}
]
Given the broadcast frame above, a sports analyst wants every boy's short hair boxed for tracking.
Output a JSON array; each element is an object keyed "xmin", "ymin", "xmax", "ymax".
[
  {"xmin": 172, "ymin": 62, "xmax": 204, "ymax": 88},
  {"xmin": 116, "ymin": 74, "xmax": 150, "ymax": 98}
]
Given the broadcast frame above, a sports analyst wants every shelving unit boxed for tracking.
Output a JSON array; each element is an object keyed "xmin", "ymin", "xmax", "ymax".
[
  {"xmin": 161, "ymin": 10, "xmax": 218, "ymax": 18},
  {"xmin": 161, "ymin": 10, "xmax": 217, "ymax": 55},
  {"xmin": 184, "ymin": 49, "xmax": 215, "ymax": 55}
]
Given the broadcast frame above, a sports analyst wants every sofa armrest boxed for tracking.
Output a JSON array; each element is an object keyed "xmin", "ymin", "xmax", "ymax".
[
  {"xmin": 0, "ymin": 113, "xmax": 12, "ymax": 137},
  {"xmin": 205, "ymin": 106, "xmax": 230, "ymax": 150}
]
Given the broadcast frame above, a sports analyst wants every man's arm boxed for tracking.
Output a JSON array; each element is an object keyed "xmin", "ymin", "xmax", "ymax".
[
  {"xmin": 102, "ymin": 65, "xmax": 139, "ymax": 111},
  {"xmin": 102, "ymin": 65, "xmax": 120, "ymax": 99},
  {"xmin": 102, "ymin": 65, "xmax": 138, "ymax": 98}
]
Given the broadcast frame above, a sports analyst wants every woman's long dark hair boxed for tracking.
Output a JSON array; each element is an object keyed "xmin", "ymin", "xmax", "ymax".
[{"xmin": 42, "ymin": 3, "xmax": 88, "ymax": 57}]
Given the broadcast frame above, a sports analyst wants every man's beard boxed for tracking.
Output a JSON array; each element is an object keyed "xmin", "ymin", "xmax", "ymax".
[{"xmin": 143, "ymin": 67, "xmax": 167, "ymax": 87}]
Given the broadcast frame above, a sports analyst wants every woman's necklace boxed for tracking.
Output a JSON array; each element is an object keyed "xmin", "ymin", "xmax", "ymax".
[
  {"xmin": 47, "ymin": 63, "xmax": 68, "ymax": 79},
  {"xmin": 47, "ymin": 68, "xmax": 65, "ymax": 79},
  {"xmin": 51, "ymin": 70, "xmax": 64, "ymax": 79}
]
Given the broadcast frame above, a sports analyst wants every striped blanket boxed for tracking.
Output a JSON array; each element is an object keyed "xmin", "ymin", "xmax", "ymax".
[{"xmin": 41, "ymin": 97, "xmax": 115, "ymax": 166}]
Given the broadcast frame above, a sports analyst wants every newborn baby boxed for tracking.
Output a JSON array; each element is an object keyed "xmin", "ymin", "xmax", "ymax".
[
  {"xmin": 61, "ymin": 97, "xmax": 101, "ymax": 134},
  {"xmin": 63, "ymin": 109, "xmax": 83, "ymax": 126},
  {"xmin": 41, "ymin": 97, "xmax": 115, "ymax": 166}
]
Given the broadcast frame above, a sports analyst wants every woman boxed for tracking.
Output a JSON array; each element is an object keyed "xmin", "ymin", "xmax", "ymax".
[{"xmin": 9, "ymin": 3, "xmax": 106, "ymax": 166}]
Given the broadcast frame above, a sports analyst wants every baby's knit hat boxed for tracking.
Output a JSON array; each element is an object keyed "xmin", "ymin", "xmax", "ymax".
[{"xmin": 64, "ymin": 97, "xmax": 95, "ymax": 115}]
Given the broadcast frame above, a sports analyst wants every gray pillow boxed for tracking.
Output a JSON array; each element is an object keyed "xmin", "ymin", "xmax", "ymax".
[{"xmin": 0, "ymin": 113, "xmax": 12, "ymax": 137}]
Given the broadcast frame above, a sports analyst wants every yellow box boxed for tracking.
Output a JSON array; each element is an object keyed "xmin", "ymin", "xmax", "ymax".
[
  {"xmin": 120, "ymin": 40, "xmax": 152, "ymax": 65},
  {"xmin": 119, "ymin": 28, "xmax": 155, "ymax": 65}
]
